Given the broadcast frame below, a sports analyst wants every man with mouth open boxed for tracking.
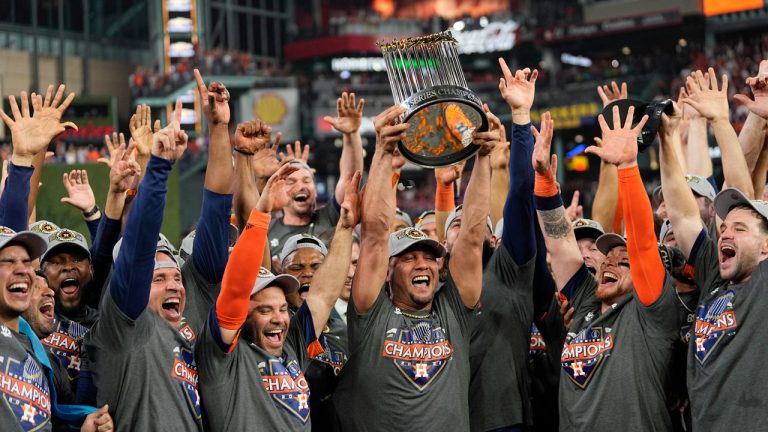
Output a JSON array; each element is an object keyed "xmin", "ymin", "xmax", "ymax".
[
  {"xmin": 196, "ymin": 155, "xmax": 360, "ymax": 431},
  {"xmin": 332, "ymin": 104, "xmax": 497, "ymax": 431},
  {"xmin": 267, "ymin": 92, "xmax": 365, "ymax": 259},
  {"xmin": 658, "ymin": 66, "xmax": 768, "ymax": 430},
  {"xmin": 535, "ymin": 106, "xmax": 679, "ymax": 430}
]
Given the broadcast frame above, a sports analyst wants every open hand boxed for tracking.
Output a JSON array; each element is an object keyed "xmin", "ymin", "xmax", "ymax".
[
  {"xmin": 60, "ymin": 170, "xmax": 96, "ymax": 212},
  {"xmin": 129, "ymin": 105, "xmax": 154, "ymax": 156},
  {"xmin": 256, "ymin": 163, "xmax": 300, "ymax": 213},
  {"xmin": 531, "ymin": 112, "xmax": 555, "ymax": 175},
  {"xmin": 596, "ymin": 81, "xmax": 628, "ymax": 108},
  {"xmin": 498, "ymin": 59, "xmax": 537, "ymax": 110},
  {"xmin": 278, "ymin": 140, "xmax": 310, "ymax": 165},
  {"xmin": 324, "ymin": 92, "xmax": 364, "ymax": 134},
  {"xmin": 681, "ymin": 68, "xmax": 729, "ymax": 122},
  {"xmin": 585, "ymin": 105, "xmax": 648, "ymax": 167},
  {"xmin": 110, "ymin": 139, "xmax": 141, "ymax": 193}
]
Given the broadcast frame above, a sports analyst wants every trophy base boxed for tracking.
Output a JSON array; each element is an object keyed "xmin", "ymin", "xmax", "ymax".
[{"xmin": 398, "ymin": 85, "xmax": 489, "ymax": 168}]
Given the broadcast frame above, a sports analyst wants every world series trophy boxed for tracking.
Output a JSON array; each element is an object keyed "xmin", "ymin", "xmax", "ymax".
[{"xmin": 378, "ymin": 31, "xmax": 489, "ymax": 167}]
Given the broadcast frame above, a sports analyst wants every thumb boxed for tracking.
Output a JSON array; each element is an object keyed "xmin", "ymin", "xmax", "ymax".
[
  {"xmin": 98, "ymin": 404, "xmax": 109, "ymax": 414},
  {"xmin": 323, "ymin": 116, "xmax": 337, "ymax": 126},
  {"xmin": 96, "ymin": 158, "xmax": 111, "ymax": 167},
  {"xmin": 733, "ymin": 94, "xmax": 753, "ymax": 107},
  {"xmin": 584, "ymin": 145, "xmax": 601, "ymax": 156},
  {"xmin": 62, "ymin": 121, "xmax": 78, "ymax": 131},
  {"xmin": 60, "ymin": 197, "xmax": 72, "ymax": 205}
]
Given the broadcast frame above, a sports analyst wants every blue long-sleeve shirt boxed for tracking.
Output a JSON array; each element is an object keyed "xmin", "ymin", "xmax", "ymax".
[
  {"xmin": 85, "ymin": 216, "xmax": 123, "ymax": 309},
  {"xmin": 110, "ymin": 156, "xmax": 173, "ymax": 319},
  {"xmin": 190, "ymin": 189, "xmax": 233, "ymax": 284},
  {"xmin": 0, "ymin": 162, "xmax": 33, "ymax": 232},
  {"xmin": 84, "ymin": 217, "xmax": 100, "ymax": 243},
  {"xmin": 502, "ymin": 122, "xmax": 536, "ymax": 264}
]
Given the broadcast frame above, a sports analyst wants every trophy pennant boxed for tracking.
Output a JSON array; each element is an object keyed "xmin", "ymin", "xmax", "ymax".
[{"xmin": 378, "ymin": 31, "xmax": 488, "ymax": 167}]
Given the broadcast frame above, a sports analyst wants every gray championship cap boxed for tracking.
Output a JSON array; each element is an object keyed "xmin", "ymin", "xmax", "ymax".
[
  {"xmin": 113, "ymin": 234, "xmax": 178, "ymax": 263},
  {"xmin": 415, "ymin": 210, "xmax": 436, "ymax": 231},
  {"xmin": 494, "ymin": 218, "xmax": 504, "ymax": 239},
  {"xmin": 653, "ymin": 174, "xmax": 717, "ymax": 205},
  {"xmin": 389, "ymin": 227, "xmax": 446, "ymax": 258},
  {"xmin": 659, "ymin": 219, "xmax": 673, "ymax": 243},
  {"xmin": 395, "ymin": 208, "xmax": 413, "ymax": 228},
  {"xmin": 714, "ymin": 188, "xmax": 768, "ymax": 223},
  {"xmin": 444, "ymin": 205, "xmax": 493, "ymax": 237},
  {"xmin": 595, "ymin": 233, "xmax": 627, "ymax": 256},
  {"xmin": 279, "ymin": 234, "xmax": 328, "ymax": 264},
  {"xmin": 179, "ymin": 224, "xmax": 239, "ymax": 264},
  {"xmin": 0, "ymin": 226, "xmax": 47, "ymax": 260},
  {"xmin": 41, "ymin": 229, "xmax": 91, "ymax": 263},
  {"xmin": 252, "ymin": 267, "xmax": 300, "ymax": 296},
  {"xmin": 29, "ymin": 220, "xmax": 60, "ymax": 235},
  {"xmin": 573, "ymin": 218, "xmax": 605, "ymax": 241}
]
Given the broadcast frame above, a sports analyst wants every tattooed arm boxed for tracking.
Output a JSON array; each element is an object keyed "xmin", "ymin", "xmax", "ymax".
[{"xmin": 531, "ymin": 112, "xmax": 585, "ymax": 291}]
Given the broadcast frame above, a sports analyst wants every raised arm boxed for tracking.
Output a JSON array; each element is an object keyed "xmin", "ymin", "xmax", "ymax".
[
  {"xmin": 324, "ymin": 92, "xmax": 365, "ymax": 205},
  {"xmin": 591, "ymin": 81, "xmax": 627, "ymax": 232},
  {"xmin": 352, "ymin": 105, "xmax": 406, "ymax": 314},
  {"xmin": 110, "ymin": 100, "xmax": 187, "ymax": 319},
  {"xmin": 532, "ymin": 113, "xmax": 585, "ymax": 290},
  {"xmin": 0, "ymin": 87, "xmax": 75, "ymax": 231},
  {"xmin": 216, "ymin": 163, "xmax": 297, "ymax": 344},
  {"xmin": 434, "ymin": 163, "xmax": 462, "ymax": 243},
  {"xmin": 305, "ymin": 171, "xmax": 361, "ymax": 337},
  {"xmin": 489, "ymin": 126, "xmax": 510, "ymax": 226},
  {"xmin": 60, "ymin": 169, "xmax": 100, "ymax": 239},
  {"xmin": 734, "ymin": 60, "xmax": 768, "ymax": 177},
  {"xmin": 497, "ymin": 61, "xmax": 538, "ymax": 261},
  {"xmin": 659, "ymin": 102, "xmax": 704, "ymax": 258},
  {"xmin": 585, "ymin": 106, "xmax": 665, "ymax": 305},
  {"xmin": 683, "ymin": 68, "xmax": 753, "ymax": 198},
  {"xmin": 448, "ymin": 116, "xmax": 498, "ymax": 308},
  {"xmin": 190, "ymin": 71, "xmax": 234, "ymax": 283},
  {"xmin": 680, "ymin": 87, "xmax": 709, "ymax": 177}
]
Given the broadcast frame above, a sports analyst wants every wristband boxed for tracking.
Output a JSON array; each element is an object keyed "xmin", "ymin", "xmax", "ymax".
[
  {"xmin": 83, "ymin": 205, "xmax": 100, "ymax": 218},
  {"xmin": 233, "ymin": 147, "xmax": 255, "ymax": 156},
  {"xmin": 126, "ymin": 188, "xmax": 138, "ymax": 197},
  {"xmin": 534, "ymin": 171, "xmax": 559, "ymax": 197}
]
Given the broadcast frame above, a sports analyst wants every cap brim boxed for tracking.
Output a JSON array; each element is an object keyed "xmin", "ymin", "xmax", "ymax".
[
  {"xmin": 602, "ymin": 99, "xmax": 647, "ymax": 129},
  {"xmin": 252, "ymin": 273, "xmax": 300, "ymax": 296},
  {"xmin": 574, "ymin": 227, "xmax": 604, "ymax": 242},
  {"xmin": 7, "ymin": 232, "xmax": 48, "ymax": 260},
  {"xmin": 715, "ymin": 188, "xmax": 753, "ymax": 221},
  {"xmin": 41, "ymin": 241, "xmax": 91, "ymax": 263},
  {"xmin": 391, "ymin": 238, "xmax": 447, "ymax": 258},
  {"xmin": 595, "ymin": 233, "xmax": 627, "ymax": 256}
]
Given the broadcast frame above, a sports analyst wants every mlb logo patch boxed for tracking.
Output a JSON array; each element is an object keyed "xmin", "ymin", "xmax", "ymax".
[
  {"xmin": 381, "ymin": 319, "xmax": 453, "ymax": 391},
  {"xmin": 694, "ymin": 290, "xmax": 738, "ymax": 367},
  {"xmin": 561, "ymin": 326, "xmax": 614, "ymax": 388}
]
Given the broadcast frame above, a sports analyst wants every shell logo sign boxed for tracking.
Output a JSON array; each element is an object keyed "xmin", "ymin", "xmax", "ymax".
[{"xmin": 252, "ymin": 93, "xmax": 288, "ymax": 125}]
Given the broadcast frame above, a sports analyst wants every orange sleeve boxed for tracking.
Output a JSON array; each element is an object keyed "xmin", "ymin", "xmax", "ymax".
[
  {"xmin": 215, "ymin": 209, "xmax": 271, "ymax": 330},
  {"xmin": 436, "ymin": 181, "xmax": 455, "ymax": 211},
  {"xmin": 618, "ymin": 166, "xmax": 665, "ymax": 306}
]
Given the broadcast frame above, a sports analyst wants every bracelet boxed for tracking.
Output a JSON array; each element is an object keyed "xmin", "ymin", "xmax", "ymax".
[
  {"xmin": 126, "ymin": 188, "xmax": 137, "ymax": 197},
  {"xmin": 233, "ymin": 147, "xmax": 255, "ymax": 156},
  {"xmin": 83, "ymin": 205, "xmax": 100, "ymax": 218}
]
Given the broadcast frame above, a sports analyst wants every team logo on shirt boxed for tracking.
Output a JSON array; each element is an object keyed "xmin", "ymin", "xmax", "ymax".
[
  {"xmin": 41, "ymin": 318, "xmax": 88, "ymax": 378},
  {"xmin": 561, "ymin": 326, "xmax": 614, "ymax": 388},
  {"xmin": 529, "ymin": 324, "xmax": 546, "ymax": 355},
  {"xmin": 0, "ymin": 351, "xmax": 51, "ymax": 431},
  {"xmin": 313, "ymin": 334, "xmax": 347, "ymax": 376},
  {"xmin": 381, "ymin": 318, "xmax": 454, "ymax": 391},
  {"xmin": 259, "ymin": 358, "xmax": 311, "ymax": 423},
  {"xmin": 171, "ymin": 345, "xmax": 201, "ymax": 420},
  {"xmin": 693, "ymin": 290, "xmax": 738, "ymax": 367}
]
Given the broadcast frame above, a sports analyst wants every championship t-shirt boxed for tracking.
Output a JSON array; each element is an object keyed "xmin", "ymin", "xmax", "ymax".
[
  {"xmin": 0, "ymin": 325, "xmax": 52, "ymax": 432},
  {"xmin": 687, "ymin": 230, "xmax": 768, "ymax": 430},
  {"xmin": 181, "ymin": 258, "xmax": 222, "ymax": 335},
  {"xmin": 558, "ymin": 264, "xmax": 678, "ymax": 431},
  {"xmin": 305, "ymin": 310, "xmax": 348, "ymax": 430},
  {"xmin": 41, "ymin": 311, "xmax": 95, "ymax": 392},
  {"xmin": 528, "ymin": 297, "xmax": 565, "ymax": 432},
  {"xmin": 268, "ymin": 203, "xmax": 339, "ymax": 258},
  {"xmin": 84, "ymin": 289, "xmax": 203, "ymax": 431},
  {"xmin": 195, "ymin": 302, "xmax": 317, "ymax": 431},
  {"xmin": 469, "ymin": 244, "xmax": 535, "ymax": 431},
  {"xmin": 334, "ymin": 272, "xmax": 474, "ymax": 431}
]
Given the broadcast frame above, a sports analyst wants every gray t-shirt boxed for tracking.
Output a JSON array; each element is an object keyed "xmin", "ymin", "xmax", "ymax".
[
  {"xmin": 469, "ymin": 244, "xmax": 535, "ymax": 431},
  {"xmin": 84, "ymin": 290, "xmax": 203, "ymax": 431},
  {"xmin": 687, "ymin": 231, "xmax": 768, "ymax": 430},
  {"xmin": 333, "ymin": 272, "xmax": 474, "ymax": 431},
  {"xmin": 0, "ymin": 325, "xmax": 52, "ymax": 432},
  {"xmin": 305, "ymin": 310, "xmax": 348, "ymax": 430},
  {"xmin": 268, "ymin": 202, "xmax": 339, "ymax": 257},
  {"xmin": 195, "ymin": 302, "xmax": 317, "ymax": 431},
  {"xmin": 558, "ymin": 264, "xmax": 678, "ymax": 431},
  {"xmin": 40, "ymin": 314, "xmax": 91, "ymax": 393},
  {"xmin": 181, "ymin": 258, "xmax": 222, "ymax": 334}
]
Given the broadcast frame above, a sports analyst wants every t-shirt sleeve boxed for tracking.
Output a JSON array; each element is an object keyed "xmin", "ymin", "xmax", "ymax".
[
  {"xmin": 689, "ymin": 228, "xmax": 723, "ymax": 302},
  {"xmin": 285, "ymin": 302, "xmax": 318, "ymax": 370},
  {"xmin": 181, "ymin": 259, "xmax": 221, "ymax": 332},
  {"xmin": 91, "ymin": 288, "xmax": 154, "ymax": 351},
  {"xmin": 195, "ymin": 308, "xmax": 240, "ymax": 383},
  {"xmin": 632, "ymin": 274, "xmax": 679, "ymax": 341},
  {"xmin": 440, "ymin": 271, "xmax": 476, "ymax": 337},
  {"xmin": 316, "ymin": 200, "xmax": 340, "ymax": 231},
  {"xmin": 347, "ymin": 288, "xmax": 389, "ymax": 351},
  {"xmin": 486, "ymin": 243, "xmax": 536, "ymax": 294}
]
